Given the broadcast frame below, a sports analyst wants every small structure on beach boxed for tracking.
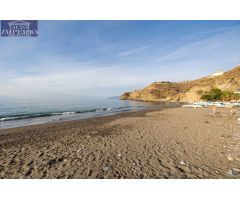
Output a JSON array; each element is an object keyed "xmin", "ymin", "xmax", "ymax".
[
  {"xmin": 182, "ymin": 101, "xmax": 240, "ymax": 108},
  {"xmin": 234, "ymin": 89, "xmax": 240, "ymax": 94}
]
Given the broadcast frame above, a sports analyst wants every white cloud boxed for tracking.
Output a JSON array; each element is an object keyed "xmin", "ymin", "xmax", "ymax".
[
  {"xmin": 1, "ymin": 24, "xmax": 240, "ymax": 98},
  {"xmin": 0, "ymin": 62, "xmax": 151, "ymax": 97}
]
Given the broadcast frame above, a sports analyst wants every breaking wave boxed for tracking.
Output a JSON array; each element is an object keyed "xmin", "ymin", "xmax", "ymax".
[{"xmin": 0, "ymin": 106, "xmax": 138, "ymax": 122}]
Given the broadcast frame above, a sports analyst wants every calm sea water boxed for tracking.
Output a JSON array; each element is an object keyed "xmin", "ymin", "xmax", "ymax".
[{"xmin": 0, "ymin": 96, "xmax": 173, "ymax": 129}]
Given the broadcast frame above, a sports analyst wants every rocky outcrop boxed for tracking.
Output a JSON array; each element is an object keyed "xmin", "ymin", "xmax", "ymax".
[{"xmin": 120, "ymin": 65, "xmax": 240, "ymax": 102}]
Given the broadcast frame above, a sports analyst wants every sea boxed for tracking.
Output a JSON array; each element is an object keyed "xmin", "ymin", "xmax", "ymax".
[{"xmin": 0, "ymin": 96, "xmax": 175, "ymax": 130}]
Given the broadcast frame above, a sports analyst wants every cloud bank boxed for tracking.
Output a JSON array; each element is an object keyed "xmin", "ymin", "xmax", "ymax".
[{"xmin": 0, "ymin": 21, "xmax": 240, "ymax": 98}]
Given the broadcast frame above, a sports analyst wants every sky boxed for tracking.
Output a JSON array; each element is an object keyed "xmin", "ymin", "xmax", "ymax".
[{"xmin": 0, "ymin": 20, "xmax": 240, "ymax": 98}]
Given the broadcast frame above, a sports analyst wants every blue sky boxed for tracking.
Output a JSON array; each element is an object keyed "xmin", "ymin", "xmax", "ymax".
[{"xmin": 0, "ymin": 20, "xmax": 240, "ymax": 98}]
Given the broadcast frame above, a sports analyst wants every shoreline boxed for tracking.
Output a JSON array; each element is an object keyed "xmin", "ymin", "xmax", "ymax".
[
  {"xmin": 0, "ymin": 107, "xmax": 157, "ymax": 133},
  {"xmin": 0, "ymin": 101, "xmax": 180, "ymax": 131},
  {"xmin": 0, "ymin": 106, "xmax": 240, "ymax": 178},
  {"xmin": 0, "ymin": 107, "xmax": 154, "ymax": 133}
]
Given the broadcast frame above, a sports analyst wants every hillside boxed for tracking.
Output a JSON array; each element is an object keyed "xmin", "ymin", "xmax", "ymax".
[{"xmin": 120, "ymin": 65, "xmax": 240, "ymax": 102}]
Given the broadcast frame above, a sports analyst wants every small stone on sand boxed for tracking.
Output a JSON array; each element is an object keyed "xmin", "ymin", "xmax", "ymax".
[
  {"xmin": 232, "ymin": 168, "xmax": 240, "ymax": 176},
  {"xmin": 103, "ymin": 167, "xmax": 110, "ymax": 172},
  {"xmin": 228, "ymin": 168, "xmax": 240, "ymax": 176},
  {"xmin": 179, "ymin": 161, "xmax": 186, "ymax": 165},
  {"xmin": 227, "ymin": 155, "xmax": 234, "ymax": 161}
]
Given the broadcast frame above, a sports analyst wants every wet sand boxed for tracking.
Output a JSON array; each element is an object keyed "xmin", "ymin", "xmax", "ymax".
[{"xmin": 0, "ymin": 107, "xmax": 240, "ymax": 178}]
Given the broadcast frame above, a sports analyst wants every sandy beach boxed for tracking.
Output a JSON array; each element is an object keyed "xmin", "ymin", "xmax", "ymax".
[{"xmin": 0, "ymin": 107, "xmax": 240, "ymax": 179}]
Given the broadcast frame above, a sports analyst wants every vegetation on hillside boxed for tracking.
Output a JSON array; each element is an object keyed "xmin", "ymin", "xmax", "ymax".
[{"xmin": 201, "ymin": 88, "xmax": 240, "ymax": 101}]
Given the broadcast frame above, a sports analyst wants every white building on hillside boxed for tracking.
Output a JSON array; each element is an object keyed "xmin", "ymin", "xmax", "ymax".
[{"xmin": 208, "ymin": 70, "xmax": 224, "ymax": 78}]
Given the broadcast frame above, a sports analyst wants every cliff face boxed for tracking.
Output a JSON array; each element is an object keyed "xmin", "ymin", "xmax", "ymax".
[{"xmin": 120, "ymin": 66, "xmax": 240, "ymax": 102}]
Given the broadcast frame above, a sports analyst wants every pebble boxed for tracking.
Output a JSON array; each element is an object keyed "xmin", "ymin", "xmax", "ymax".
[
  {"xmin": 228, "ymin": 168, "xmax": 240, "ymax": 176},
  {"xmin": 103, "ymin": 167, "xmax": 111, "ymax": 172},
  {"xmin": 232, "ymin": 168, "xmax": 240, "ymax": 176},
  {"xmin": 117, "ymin": 154, "xmax": 122, "ymax": 157},
  {"xmin": 77, "ymin": 147, "xmax": 85, "ymax": 152},
  {"xmin": 227, "ymin": 155, "xmax": 234, "ymax": 161},
  {"xmin": 179, "ymin": 161, "xmax": 186, "ymax": 165},
  {"xmin": 197, "ymin": 168, "xmax": 203, "ymax": 172},
  {"xmin": 163, "ymin": 172, "xmax": 169, "ymax": 177}
]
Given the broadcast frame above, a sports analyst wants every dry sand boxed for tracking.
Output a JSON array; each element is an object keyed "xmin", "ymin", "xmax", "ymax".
[{"xmin": 0, "ymin": 107, "xmax": 240, "ymax": 179}]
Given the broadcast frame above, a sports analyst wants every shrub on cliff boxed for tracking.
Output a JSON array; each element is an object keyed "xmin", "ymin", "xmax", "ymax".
[
  {"xmin": 201, "ymin": 88, "xmax": 222, "ymax": 101},
  {"xmin": 201, "ymin": 88, "xmax": 240, "ymax": 101}
]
